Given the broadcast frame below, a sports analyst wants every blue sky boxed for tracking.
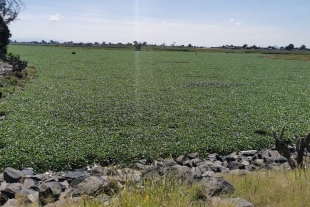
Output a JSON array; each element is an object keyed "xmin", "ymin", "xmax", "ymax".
[{"xmin": 9, "ymin": 0, "xmax": 310, "ymax": 47}]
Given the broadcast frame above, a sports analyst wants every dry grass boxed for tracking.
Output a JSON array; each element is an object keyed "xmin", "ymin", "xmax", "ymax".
[{"xmin": 224, "ymin": 168, "xmax": 310, "ymax": 207}]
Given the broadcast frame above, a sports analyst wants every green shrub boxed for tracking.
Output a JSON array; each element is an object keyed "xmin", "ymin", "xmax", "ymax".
[{"xmin": 2, "ymin": 53, "xmax": 28, "ymax": 72}]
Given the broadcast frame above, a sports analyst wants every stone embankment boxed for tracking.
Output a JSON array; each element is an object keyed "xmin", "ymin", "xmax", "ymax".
[{"xmin": 0, "ymin": 148, "xmax": 291, "ymax": 207}]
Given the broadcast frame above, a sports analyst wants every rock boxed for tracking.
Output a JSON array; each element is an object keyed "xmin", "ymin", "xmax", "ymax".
[
  {"xmin": 21, "ymin": 168, "xmax": 34, "ymax": 176},
  {"xmin": 117, "ymin": 168, "xmax": 141, "ymax": 183},
  {"xmin": 188, "ymin": 167, "xmax": 202, "ymax": 180},
  {"xmin": 68, "ymin": 176, "xmax": 106, "ymax": 197},
  {"xmin": 241, "ymin": 160, "xmax": 250, "ymax": 166},
  {"xmin": 3, "ymin": 168, "xmax": 23, "ymax": 183},
  {"xmin": 210, "ymin": 197, "xmax": 253, "ymax": 207},
  {"xmin": 225, "ymin": 156, "xmax": 236, "ymax": 162},
  {"xmin": 248, "ymin": 165, "xmax": 258, "ymax": 171},
  {"xmin": 164, "ymin": 159, "xmax": 177, "ymax": 167},
  {"xmin": 200, "ymin": 176, "xmax": 234, "ymax": 196},
  {"xmin": 138, "ymin": 159, "xmax": 147, "ymax": 165},
  {"xmin": 135, "ymin": 163, "xmax": 145, "ymax": 170},
  {"xmin": 23, "ymin": 178, "xmax": 37, "ymax": 190},
  {"xmin": 0, "ymin": 173, "xmax": 4, "ymax": 182},
  {"xmin": 142, "ymin": 165, "xmax": 160, "ymax": 180},
  {"xmin": 0, "ymin": 63, "xmax": 13, "ymax": 76},
  {"xmin": 190, "ymin": 158, "xmax": 202, "ymax": 167},
  {"xmin": 172, "ymin": 165, "xmax": 190, "ymax": 177},
  {"xmin": 227, "ymin": 161, "xmax": 245, "ymax": 170},
  {"xmin": 207, "ymin": 153, "xmax": 217, "ymax": 161},
  {"xmin": 187, "ymin": 152, "xmax": 199, "ymax": 159},
  {"xmin": 90, "ymin": 166, "xmax": 107, "ymax": 176},
  {"xmin": 183, "ymin": 160, "xmax": 193, "ymax": 167},
  {"xmin": 63, "ymin": 169, "xmax": 90, "ymax": 184},
  {"xmin": 201, "ymin": 171, "xmax": 215, "ymax": 177},
  {"xmin": 39, "ymin": 181, "xmax": 62, "ymax": 205},
  {"xmin": 265, "ymin": 156, "xmax": 287, "ymax": 164},
  {"xmin": 260, "ymin": 150, "xmax": 270, "ymax": 159},
  {"xmin": 44, "ymin": 197, "xmax": 80, "ymax": 207},
  {"xmin": 254, "ymin": 159, "xmax": 264, "ymax": 167},
  {"xmin": 0, "ymin": 183, "xmax": 23, "ymax": 205},
  {"xmin": 1, "ymin": 198, "xmax": 19, "ymax": 207},
  {"xmin": 175, "ymin": 155, "xmax": 187, "ymax": 165},
  {"xmin": 240, "ymin": 150, "xmax": 257, "ymax": 156}
]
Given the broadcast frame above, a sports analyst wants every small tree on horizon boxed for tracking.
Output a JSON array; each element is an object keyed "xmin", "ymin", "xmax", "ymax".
[{"xmin": 285, "ymin": 43, "xmax": 294, "ymax": 51}]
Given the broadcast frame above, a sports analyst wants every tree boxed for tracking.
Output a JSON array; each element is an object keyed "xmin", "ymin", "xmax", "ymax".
[
  {"xmin": 0, "ymin": 16, "xmax": 10, "ymax": 58},
  {"xmin": 300, "ymin": 44, "xmax": 306, "ymax": 50},
  {"xmin": 0, "ymin": 0, "xmax": 24, "ymax": 24},
  {"xmin": 188, "ymin": 44, "xmax": 192, "ymax": 47},
  {"xmin": 242, "ymin": 44, "xmax": 248, "ymax": 49},
  {"xmin": 0, "ymin": 0, "xmax": 23, "ymax": 58},
  {"xmin": 285, "ymin": 43, "xmax": 294, "ymax": 51}
]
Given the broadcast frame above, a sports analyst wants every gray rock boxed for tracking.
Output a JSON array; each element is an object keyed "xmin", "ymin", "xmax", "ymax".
[
  {"xmin": 248, "ymin": 165, "xmax": 258, "ymax": 171},
  {"xmin": 117, "ymin": 168, "xmax": 141, "ymax": 183},
  {"xmin": 210, "ymin": 197, "xmax": 253, "ymax": 207},
  {"xmin": 227, "ymin": 161, "xmax": 245, "ymax": 170},
  {"xmin": 201, "ymin": 171, "xmax": 215, "ymax": 177},
  {"xmin": 187, "ymin": 152, "xmax": 199, "ymax": 159},
  {"xmin": 67, "ymin": 176, "xmax": 106, "ymax": 197},
  {"xmin": 138, "ymin": 159, "xmax": 147, "ymax": 165},
  {"xmin": 265, "ymin": 156, "xmax": 287, "ymax": 164},
  {"xmin": 188, "ymin": 167, "xmax": 202, "ymax": 180},
  {"xmin": 1, "ymin": 199, "xmax": 19, "ymax": 207},
  {"xmin": 239, "ymin": 150, "xmax": 257, "ymax": 156},
  {"xmin": 225, "ymin": 156, "xmax": 236, "ymax": 162},
  {"xmin": 21, "ymin": 168, "xmax": 34, "ymax": 176},
  {"xmin": 90, "ymin": 166, "xmax": 107, "ymax": 176},
  {"xmin": 175, "ymin": 155, "xmax": 187, "ymax": 165},
  {"xmin": 23, "ymin": 178, "xmax": 37, "ymax": 190},
  {"xmin": 0, "ymin": 173, "xmax": 4, "ymax": 182},
  {"xmin": 63, "ymin": 169, "xmax": 90, "ymax": 184},
  {"xmin": 254, "ymin": 159, "xmax": 264, "ymax": 167},
  {"xmin": 172, "ymin": 165, "xmax": 190, "ymax": 177},
  {"xmin": 241, "ymin": 160, "xmax": 250, "ymax": 166},
  {"xmin": 164, "ymin": 159, "xmax": 177, "ymax": 167},
  {"xmin": 190, "ymin": 158, "xmax": 202, "ymax": 167},
  {"xmin": 183, "ymin": 160, "xmax": 193, "ymax": 167},
  {"xmin": 3, "ymin": 168, "xmax": 23, "ymax": 183},
  {"xmin": 134, "ymin": 163, "xmax": 145, "ymax": 170},
  {"xmin": 39, "ymin": 181, "xmax": 62, "ymax": 205},
  {"xmin": 260, "ymin": 150, "xmax": 270, "ymax": 159},
  {"xmin": 200, "ymin": 176, "xmax": 234, "ymax": 196},
  {"xmin": 0, "ymin": 63, "xmax": 13, "ymax": 76}
]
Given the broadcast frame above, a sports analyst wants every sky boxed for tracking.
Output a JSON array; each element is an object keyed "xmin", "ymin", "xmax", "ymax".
[{"xmin": 8, "ymin": 0, "xmax": 310, "ymax": 47}]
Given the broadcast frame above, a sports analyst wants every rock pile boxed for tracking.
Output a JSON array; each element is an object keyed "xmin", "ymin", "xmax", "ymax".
[
  {"xmin": 0, "ymin": 149, "xmax": 291, "ymax": 207},
  {"xmin": 0, "ymin": 62, "xmax": 12, "ymax": 76}
]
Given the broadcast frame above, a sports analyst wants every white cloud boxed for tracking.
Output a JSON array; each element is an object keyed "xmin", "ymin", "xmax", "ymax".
[
  {"xmin": 235, "ymin": 22, "xmax": 242, "ymax": 26},
  {"xmin": 230, "ymin": 18, "xmax": 234, "ymax": 22},
  {"xmin": 49, "ymin": 14, "xmax": 61, "ymax": 21}
]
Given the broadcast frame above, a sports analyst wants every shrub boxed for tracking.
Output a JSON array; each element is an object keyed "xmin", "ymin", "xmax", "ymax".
[{"xmin": 2, "ymin": 53, "xmax": 28, "ymax": 72}]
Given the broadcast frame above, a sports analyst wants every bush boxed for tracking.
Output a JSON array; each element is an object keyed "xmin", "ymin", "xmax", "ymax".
[{"xmin": 2, "ymin": 53, "xmax": 28, "ymax": 72}]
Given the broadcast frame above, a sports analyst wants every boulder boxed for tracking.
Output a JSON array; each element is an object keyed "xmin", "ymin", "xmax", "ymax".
[
  {"xmin": 187, "ymin": 152, "xmax": 199, "ymax": 159},
  {"xmin": 67, "ymin": 176, "xmax": 106, "ymax": 197},
  {"xmin": 200, "ymin": 176, "xmax": 234, "ymax": 196},
  {"xmin": 39, "ymin": 181, "xmax": 63, "ymax": 205},
  {"xmin": 116, "ymin": 168, "xmax": 141, "ymax": 183},
  {"xmin": 3, "ymin": 168, "xmax": 23, "ymax": 183}
]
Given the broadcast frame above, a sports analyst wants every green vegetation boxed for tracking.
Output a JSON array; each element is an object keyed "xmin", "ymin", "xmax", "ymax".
[{"xmin": 0, "ymin": 45, "xmax": 310, "ymax": 172}]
